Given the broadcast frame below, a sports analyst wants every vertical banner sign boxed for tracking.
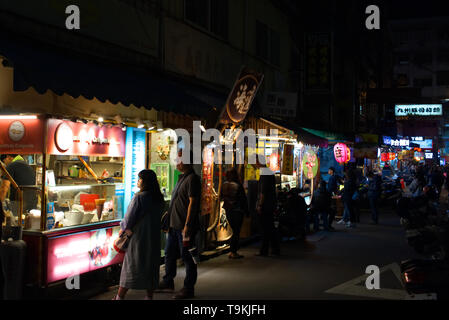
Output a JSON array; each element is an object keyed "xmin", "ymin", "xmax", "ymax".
[
  {"xmin": 305, "ymin": 33, "xmax": 332, "ymax": 92},
  {"xmin": 200, "ymin": 147, "xmax": 215, "ymax": 216},
  {"xmin": 124, "ymin": 127, "xmax": 146, "ymax": 211},
  {"xmin": 217, "ymin": 67, "xmax": 264, "ymax": 126},
  {"xmin": 281, "ymin": 144, "xmax": 294, "ymax": 175}
]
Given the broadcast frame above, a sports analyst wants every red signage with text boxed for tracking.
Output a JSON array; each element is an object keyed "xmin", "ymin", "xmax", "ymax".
[
  {"xmin": 0, "ymin": 117, "xmax": 44, "ymax": 154},
  {"xmin": 47, "ymin": 119, "xmax": 126, "ymax": 157}
]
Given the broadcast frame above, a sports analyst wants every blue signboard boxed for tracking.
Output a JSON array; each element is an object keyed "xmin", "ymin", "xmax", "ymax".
[{"xmin": 124, "ymin": 127, "xmax": 147, "ymax": 212}]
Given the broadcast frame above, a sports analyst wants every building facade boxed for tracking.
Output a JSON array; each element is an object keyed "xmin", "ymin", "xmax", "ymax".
[{"xmin": 0, "ymin": 0, "xmax": 300, "ymax": 127}]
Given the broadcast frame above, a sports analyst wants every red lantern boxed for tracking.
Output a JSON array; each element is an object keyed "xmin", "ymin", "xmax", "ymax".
[
  {"xmin": 269, "ymin": 153, "xmax": 280, "ymax": 172},
  {"xmin": 381, "ymin": 153, "xmax": 389, "ymax": 162},
  {"xmin": 334, "ymin": 143, "xmax": 349, "ymax": 164}
]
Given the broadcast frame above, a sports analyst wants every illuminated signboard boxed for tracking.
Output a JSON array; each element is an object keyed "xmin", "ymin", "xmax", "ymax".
[
  {"xmin": 395, "ymin": 104, "xmax": 442, "ymax": 117},
  {"xmin": 425, "ymin": 153, "xmax": 434, "ymax": 159},
  {"xmin": 0, "ymin": 117, "xmax": 45, "ymax": 154},
  {"xmin": 47, "ymin": 119, "xmax": 125, "ymax": 156},
  {"xmin": 390, "ymin": 139, "xmax": 409, "ymax": 147},
  {"xmin": 411, "ymin": 139, "xmax": 433, "ymax": 149},
  {"xmin": 124, "ymin": 127, "xmax": 146, "ymax": 211},
  {"xmin": 47, "ymin": 226, "xmax": 123, "ymax": 283}
]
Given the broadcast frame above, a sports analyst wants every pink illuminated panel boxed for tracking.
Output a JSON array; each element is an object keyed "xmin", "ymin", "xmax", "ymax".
[{"xmin": 47, "ymin": 226, "xmax": 124, "ymax": 283}]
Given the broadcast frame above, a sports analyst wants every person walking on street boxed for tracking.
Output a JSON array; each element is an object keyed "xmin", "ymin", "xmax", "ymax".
[
  {"xmin": 158, "ymin": 149, "xmax": 201, "ymax": 299},
  {"xmin": 255, "ymin": 157, "xmax": 280, "ymax": 256},
  {"xmin": 311, "ymin": 181, "xmax": 332, "ymax": 231},
  {"xmin": 113, "ymin": 170, "xmax": 165, "ymax": 300},
  {"xmin": 430, "ymin": 166, "xmax": 444, "ymax": 200},
  {"xmin": 327, "ymin": 167, "xmax": 341, "ymax": 229},
  {"xmin": 221, "ymin": 168, "xmax": 249, "ymax": 259},
  {"xmin": 338, "ymin": 170, "xmax": 357, "ymax": 228},
  {"xmin": 327, "ymin": 167, "xmax": 342, "ymax": 195},
  {"xmin": 367, "ymin": 171, "xmax": 382, "ymax": 224}
]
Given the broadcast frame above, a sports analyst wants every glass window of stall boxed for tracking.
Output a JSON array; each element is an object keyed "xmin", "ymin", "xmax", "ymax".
[
  {"xmin": 0, "ymin": 115, "xmax": 45, "ymax": 231},
  {"xmin": 148, "ymin": 129, "xmax": 180, "ymax": 201},
  {"xmin": 1, "ymin": 154, "xmax": 44, "ymax": 230},
  {"xmin": 44, "ymin": 119, "xmax": 126, "ymax": 231}
]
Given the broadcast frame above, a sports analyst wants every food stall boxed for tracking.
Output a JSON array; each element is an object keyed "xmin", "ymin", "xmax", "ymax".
[{"xmin": 0, "ymin": 115, "xmax": 127, "ymax": 287}]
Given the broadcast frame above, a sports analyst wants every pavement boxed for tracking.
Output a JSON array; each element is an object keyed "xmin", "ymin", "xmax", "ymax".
[{"xmin": 91, "ymin": 206, "xmax": 425, "ymax": 300}]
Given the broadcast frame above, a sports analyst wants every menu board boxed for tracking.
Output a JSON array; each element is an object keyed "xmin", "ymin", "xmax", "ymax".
[{"xmin": 124, "ymin": 127, "xmax": 146, "ymax": 211}]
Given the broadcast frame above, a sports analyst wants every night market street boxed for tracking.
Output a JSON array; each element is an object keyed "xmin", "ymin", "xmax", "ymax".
[
  {"xmin": 92, "ymin": 208, "xmax": 421, "ymax": 301},
  {"xmin": 4, "ymin": 0, "xmax": 449, "ymax": 306}
]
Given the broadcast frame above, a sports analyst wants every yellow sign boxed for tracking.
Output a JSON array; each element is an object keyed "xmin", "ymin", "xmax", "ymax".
[{"xmin": 281, "ymin": 144, "xmax": 294, "ymax": 175}]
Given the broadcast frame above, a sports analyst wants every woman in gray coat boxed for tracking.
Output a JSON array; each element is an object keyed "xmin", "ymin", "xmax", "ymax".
[{"xmin": 113, "ymin": 169, "xmax": 164, "ymax": 300}]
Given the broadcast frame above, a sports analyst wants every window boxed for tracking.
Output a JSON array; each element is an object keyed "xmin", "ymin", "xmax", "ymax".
[
  {"xmin": 270, "ymin": 29, "xmax": 281, "ymax": 67},
  {"xmin": 184, "ymin": 0, "xmax": 228, "ymax": 39},
  {"xmin": 277, "ymin": 97, "xmax": 286, "ymax": 108},
  {"xmin": 267, "ymin": 93, "xmax": 276, "ymax": 105},
  {"xmin": 210, "ymin": 0, "xmax": 228, "ymax": 39},
  {"xmin": 437, "ymin": 71, "xmax": 449, "ymax": 86},
  {"xmin": 438, "ymin": 51, "xmax": 449, "ymax": 64},
  {"xmin": 413, "ymin": 78, "xmax": 433, "ymax": 87},
  {"xmin": 256, "ymin": 21, "xmax": 269, "ymax": 61},
  {"xmin": 414, "ymin": 52, "xmax": 433, "ymax": 66},
  {"xmin": 256, "ymin": 20, "xmax": 281, "ymax": 66},
  {"xmin": 397, "ymin": 54, "xmax": 409, "ymax": 65}
]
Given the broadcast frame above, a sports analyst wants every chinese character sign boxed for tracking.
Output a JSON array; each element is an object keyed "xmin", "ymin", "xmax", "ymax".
[
  {"xmin": 281, "ymin": 144, "xmax": 294, "ymax": 175},
  {"xmin": 334, "ymin": 143, "xmax": 350, "ymax": 164},
  {"xmin": 218, "ymin": 67, "xmax": 264, "ymax": 125},
  {"xmin": 395, "ymin": 104, "xmax": 443, "ymax": 117},
  {"xmin": 305, "ymin": 33, "xmax": 332, "ymax": 92}
]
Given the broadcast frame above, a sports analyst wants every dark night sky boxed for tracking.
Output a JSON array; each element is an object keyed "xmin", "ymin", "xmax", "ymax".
[{"xmin": 389, "ymin": 0, "xmax": 449, "ymax": 19}]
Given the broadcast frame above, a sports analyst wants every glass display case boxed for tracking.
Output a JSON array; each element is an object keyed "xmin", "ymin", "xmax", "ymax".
[{"xmin": 149, "ymin": 129, "xmax": 180, "ymax": 201}]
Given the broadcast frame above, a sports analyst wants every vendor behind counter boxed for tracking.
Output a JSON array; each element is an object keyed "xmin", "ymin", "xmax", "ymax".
[{"xmin": 0, "ymin": 154, "xmax": 37, "ymax": 214}]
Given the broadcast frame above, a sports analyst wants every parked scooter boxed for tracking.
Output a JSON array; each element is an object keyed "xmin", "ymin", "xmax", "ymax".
[
  {"xmin": 396, "ymin": 196, "xmax": 449, "ymax": 299},
  {"xmin": 380, "ymin": 175, "xmax": 403, "ymax": 209},
  {"xmin": 275, "ymin": 188, "xmax": 307, "ymax": 241}
]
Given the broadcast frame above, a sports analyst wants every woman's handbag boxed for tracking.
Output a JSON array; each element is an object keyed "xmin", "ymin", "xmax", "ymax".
[
  {"xmin": 113, "ymin": 231, "xmax": 131, "ymax": 254},
  {"xmin": 161, "ymin": 211, "xmax": 169, "ymax": 233}
]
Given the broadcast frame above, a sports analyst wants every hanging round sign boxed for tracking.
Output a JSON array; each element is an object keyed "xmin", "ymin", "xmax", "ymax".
[{"xmin": 302, "ymin": 150, "xmax": 319, "ymax": 179}]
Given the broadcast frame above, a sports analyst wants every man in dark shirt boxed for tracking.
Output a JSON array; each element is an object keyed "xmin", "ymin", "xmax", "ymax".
[
  {"xmin": 1, "ymin": 154, "xmax": 37, "ymax": 214},
  {"xmin": 159, "ymin": 149, "xmax": 201, "ymax": 299},
  {"xmin": 327, "ymin": 167, "xmax": 341, "ymax": 195},
  {"xmin": 255, "ymin": 156, "xmax": 280, "ymax": 256}
]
